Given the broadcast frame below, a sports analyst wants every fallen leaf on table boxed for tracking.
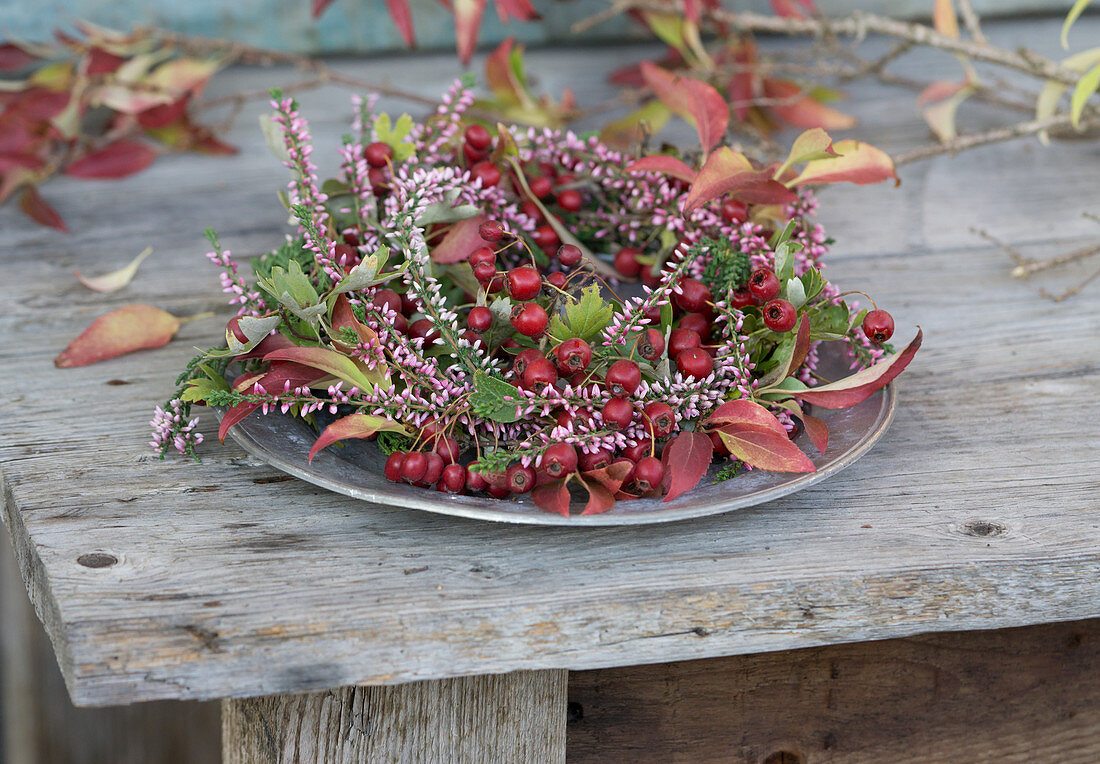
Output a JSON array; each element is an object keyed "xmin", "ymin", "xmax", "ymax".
[
  {"xmin": 75, "ymin": 246, "xmax": 153, "ymax": 292},
  {"xmin": 55, "ymin": 304, "xmax": 180, "ymax": 367}
]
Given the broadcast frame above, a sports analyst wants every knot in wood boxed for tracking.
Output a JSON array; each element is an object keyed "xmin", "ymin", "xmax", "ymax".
[
  {"xmin": 77, "ymin": 553, "xmax": 118, "ymax": 569},
  {"xmin": 962, "ymin": 520, "xmax": 1007, "ymax": 538}
]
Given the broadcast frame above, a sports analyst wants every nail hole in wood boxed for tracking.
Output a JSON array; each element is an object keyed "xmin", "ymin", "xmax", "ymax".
[
  {"xmin": 764, "ymin": 752, "xmax": 804, "ymax": 764},
  {"xmin": 567, "ymin": 701, "xmax": 584, "ymax": 724},
  {"xmin": 77, "ymin": 553, "xmax": 118, "ymax": 569},
  {"xmin": 964, "ymin": 520, "xmax": 1007, "ymax": 538}
]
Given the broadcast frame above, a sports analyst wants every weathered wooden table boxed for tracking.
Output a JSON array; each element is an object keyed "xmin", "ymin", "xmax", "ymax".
[{"xmin": 3, "ymin": 18, "xmax": 1100, "ymax": 763}]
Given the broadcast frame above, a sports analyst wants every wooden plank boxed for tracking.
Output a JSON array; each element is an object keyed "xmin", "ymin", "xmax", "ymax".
[
  {"xmin": 0, "ymin": 524, "xmax": 222, "ymax": 764},
  {"xmin": 222, "ymin": 670, "xmax": 566, "ymax": 763},
  {"xmin": 567, "ymin": 618, "xmax": 1100, "ymax": 763},
  {"xmin": 0, "ymin": 23, "xmax": 1097, "ymax": 707}
]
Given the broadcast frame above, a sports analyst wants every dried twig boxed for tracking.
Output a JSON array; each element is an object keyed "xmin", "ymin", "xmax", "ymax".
[
  {"xmin": 894, "ymin": 112, "xmax": 1100, "ymax": 166},
  {"xmin": 956, "ymin": 0, "xmax": 987, "ymax": 45}
]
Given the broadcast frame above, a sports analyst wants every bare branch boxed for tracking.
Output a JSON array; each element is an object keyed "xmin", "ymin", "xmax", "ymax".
[{"xmin": 894, "ymin": 112, "xmax": 1100, "ymax": 166}]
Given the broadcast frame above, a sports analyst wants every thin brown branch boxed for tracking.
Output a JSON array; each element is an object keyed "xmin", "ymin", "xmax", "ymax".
[
  {"xmin": 955, "ymin": 0, "xmax": 987, "ymax": 44},
  {"xmin": 1040, "ymin": 266, "xmax": 1100, "ymax": 301}
]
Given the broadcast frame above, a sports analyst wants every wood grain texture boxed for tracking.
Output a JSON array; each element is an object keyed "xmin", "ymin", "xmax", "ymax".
[
  {"xmin": 568, "ymin": 618, "xmax": 1100, "ymax": 763},
  {"xmin": 0, "ymin": 22, "xmax": 1098, "ymax": 708},
  {"xmin": 1, "ymin": 524, "xmax": 221, "ymax": 764},
  {"xmin": 222, "ymin": 670, "xmax": 566, "ymax": 763}
]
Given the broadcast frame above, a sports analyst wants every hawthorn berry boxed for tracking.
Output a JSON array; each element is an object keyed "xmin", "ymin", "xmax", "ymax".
[
  {"xmin": 465, "ymin": 463, "xmax": 489, "ymax": 492},
  {"xmin": 547, "ymin": 271, "xmax": 568, "ymax": 290},
  {"xmin": 642, "ymin": 402, "xmax": 676, "ymax": 439},
  {"xmin": 335, "ymin": 244, "xmax": 360, "ymax": 268},
  {"xmin": 506, "ymin": 463, "xmax": 536, "ymax": 494},
  {"xmin": 479, "ymin": 220, "xmax": 507, "ymax": 241},
  {"xmin": 464, "ymin": 124, "xmax": 492, "ymax": 151},
  {"xmin": 400, "ymin": 292, "xmax": 420, "ymax": 315},
  {"xmin": 640, "ymin": 264, "xmax": 665, "ymax": 288},
  {"xmin": 541, "ymin": 443, "xmax": 578, "ymax": 478},
  {"xmin": 487, "ymin": 484, "xmax": 511, "ymax": 499},
  {"xmin": 748, "ymin": 269, "xmax": 781, "ymax": 302},
  {"xmin": 555, "ymin": 337, "xmax": 592, "ymax": 373},
  {"xmin": 523, "ymin": 357, "xmax": 559, "ymax": 389},
  {"xmin": 462, "ymin": 142, "xmax": 487, "ymax": 164},
  {"xmin": 532, "ymin": 225, "xmax": 559, "ymax": 251},
  {"xmin": 461, "ymin": 330, "xmax": 484, "ymax": 349},
  {"xmin": 557, "ymin": 243, "xmax": 582, "ymax": 268},
  {"xmin": 439, "ymin": 463, "xmax": 467, "ymax": 493},
  {"xmin": 622, "ymin": 439, "xmax": 653, "ymax": 462},
  {"xmin": 410, "ymin": 318, "xmax": 441, "ymax": 346},
  {"xmin": 474, "ymin": 261, "xmax": 497, "ymax": 283},
  {"xmin": 668, "ymin": 328, "xmax": 702, "ymax": 358},
  {"xmin": 676, "ymin": 347, "xmax": 714, "ymax": 379},
  {"xmin": 601, "ymin": 398, "xmax": 635, "ymax": 430},
  {"xmin": 674, "ymin": 278, "xmax": 712, "ymax": 314},
  {"xmin": 605, "ymin": 359, "xmax": 641, "ymax": 398},
  {"xmin": 511, "ymin": 302, "xmax": 548, "ymax": 337},
  {"xmin": 400, "ymin": 452, "xmax": 428, "ymax": 484},
  {"xmin": 487, "ymin": 275, "xmax": 505, "ymax": 294},
  {"xmin": 720, "ymin": 198, "xmax": 748, "ymax": 224},
  {"xmin": 579, "ymin": 448, "xmax": 612, "ymax": 472},
  {"xmin": 468, "ymin": 246, "xmax": 495, "ymax": 268},
  {"xmin": 513, "ymin": 348, "xmax": 543, "ymax": 377},
  {"xmin": 384, "ymin": 452, "xmax": 406, "ymax": 482},
  {"xmin": 637, "ymin": 328, "xmax": 665, "ymax": 361},
  {"xmin": 613, "ymin": 247, "xmax": 642, "ymax": 278},
  {"xmin": 506, "ymin": 266, "xmax": 542, "ymax": 301},
  {"xmin": 763, "ymin": 299, "xmax": 798, "ymax": 333},
  {"xmin": 390, "ymin": 313, "xmax": 409, "ymax": 335},
  {"xmin": 433, "ymin": 436, "xmax": 461, "ymax": 464},
  {"xmin": 529, "ymin": 175, "xmax": 553, "ymax": 198},
  {"xmin": 368, "ymin": 166, "xmax": 389, "ymax": 196},
  {"xmin": 557, "ymin": 172, "xmax": 576, "ymax": 186},
  {"xmin": 863, "ymin": 309, "xmax": 895, "ymax": 343},
  {"xmin": 710, "ymin": 430, "xmax": 730, "ymax": 456},
  {"xmin": 421, "ymin": 453, "xmax": 445, "ymax": 486},
  {"xmin": 364, "ymin": 141, "xmax": 393, "ymax": 168},
  {"xmin": 678, "ymin": 312, "xmax": 710, "ymax": 341},
  {"xmin": 226, "ymin": 316, "xmax": 249, "ymax": 344},
  {"xmin": 521, "ymin": 200, "xmax": 542, "ymax": 222},
  {"xmin": 372, "ymin": 288, "xmax": 402, "ymax": 315},
  {"xmin": 633, "ymin": 456, "xmax": 665, "ymax": 493},
  {"xmin": 471, "ymin": 161, "xmax": 501, "ymax": 188},
  {"xmin": 731, "ymin": 286, "xmax": 754, "ymax": 309},
  {"xmin": 467, "ymin": 306, "xmax": 492, "ymax": 332},
  {"xmin": 557, "ymin": 189, "xmax": 583, "ymax": 212}
]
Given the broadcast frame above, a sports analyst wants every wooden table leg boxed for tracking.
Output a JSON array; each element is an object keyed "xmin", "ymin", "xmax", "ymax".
[{"xmin": 222, "ymin": 670, "xmax": 567, "ymax": 763}]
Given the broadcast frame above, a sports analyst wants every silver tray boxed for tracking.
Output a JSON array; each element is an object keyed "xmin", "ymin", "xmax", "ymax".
[{"xmin": 216, "ymin": 343, "xmax": 896, "ymax": 526}]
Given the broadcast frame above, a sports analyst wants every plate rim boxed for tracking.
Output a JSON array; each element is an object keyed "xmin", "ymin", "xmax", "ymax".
[{"xmin": 217, "ymin": 383, "xmax": 897, "ymax": 527}]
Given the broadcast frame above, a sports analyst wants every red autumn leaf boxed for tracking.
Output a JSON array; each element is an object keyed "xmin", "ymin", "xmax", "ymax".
[
  {"xmin": 933, "ymin": 0, "xmax": 959, "ymax": 38},
  {"xmin": 331, "ymin": 293, "xmax": 379, "ymax": 348},
  {"xmin": 254, "ymin": 361, "xmax": 328, "ymax": 395},
  {"xmin": 64, "ymin": 140, "xmax": 157, "ymax": 179},
  {"xmin": 233, "ymin": 332, "xmax": 295, "ymax": 362},
  {"xmin": 0, "ymin": 43, "xmax": 35, "ymax": 71},
  {"xmin": 716, "ymin": 427, "xmax": 815, "ymax": 473},
  {"xmin": 683, "ymin": 147, "xmax": 796, "ymax": 215},
  {"xmin": 799, "ymin": 411, "xmax": 829, "ymax": 454},
  {"xmin": 582, "ymin": 460, "xmax": 634, "ymax": 494},
  {"xmin": 308, "ymin": 413, "xmax": 405, "ymax": 462},
  {"xmin": 790, "ymin": 329, "xmax": 922, "ymax": 409},
  {"xmin": 787, "ymin": 139, "xmax": 899, "ymax": 187},
  {"xmin": 194, "ymin": 133, "xmax": 238, "ymax": 156},
  {"xmin": 661, "ymin": 431, "xmax": 714, "ymax": 502},
  {"xmin": 431, "ymin": 215, "xmax": 489, "ymax": 263},
  {"xmin": 54, "ymin": 305, "xmax": 179, "ymax": 368},
  {"xmin": 770, "ymin": 0, "xmax": 816, "ymax": 18},
  {"xmin": 85, "ymin": 47, "xmax": 126, "ymax": 75},
  {"xmin": 763, "ymin": 79, "xmax": 856, "ymax": 131},
  {"xmin": 788, "ymin": 313, "xmax": 812, "ymax": 374},
  {"xmin": 219, "ymin": 402, "xmax": 259, "ymax": 442},
  {"xmin": 137, "ymin": 97, "xmax": 190, "ymax": 129},
  {"xmin": 454, "ymin": 0, "xmax": 488, "ymax": 65},
  {"xmin": 385, "ymin": 0, "xmax": 417, "ymax": 47},
  {"xmin": 494, "ymin": 0, "xmax": 540, "ymax": 23},
  {"xmin": 580, "ymin": 480, "xmax": 617, "ymax": 515},
  {"xmin": 19, "ymin": 185, "xmax": 67, "ymax": 232},
  {"xmin": 705, "ymin": 399, "xmax": 789, "ymax": 438},
  {"xmin": 533, "ymin": 478, "xmax": 571, "ymax": 516},
  {"xmin": 626, "ymin": 155, "xmax": 698, "ymax": 184},
  {"xmin": 485, "ymin": 39, "xmax": 523, "ymax": 103},
  {"xmin": 640, "ymin": 61, "xmax": 728, "ymax": 152},
  {"xmin": 312, "ymin": 0, "xmax": 338, "ymax": 16},
  {"xmin": 917, "ymin": 80, "xmax": 968, "ymax": 106},
  {"xmin": 263, "ymin": 346, "xmax": 377, "ymax": 391}
]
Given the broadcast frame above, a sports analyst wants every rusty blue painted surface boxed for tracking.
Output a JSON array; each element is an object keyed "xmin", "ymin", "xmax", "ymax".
[{"xmin": 0, "ymin": 0, "xmax": 1059, "ymax": 55}]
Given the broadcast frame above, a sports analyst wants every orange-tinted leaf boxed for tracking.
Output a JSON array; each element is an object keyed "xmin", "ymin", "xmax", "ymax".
[
  {"xmin": 788, "ymin": 313, "xmax": 811, "ymax": 374},
  {"xmin": 19, "ymin": 185, "xmax": 67, "ymax": 231},
  {"xmin": 599, "ymin": 100, "xmax": 671, "ymax": 149},
  {"xmin": 626, "ymin": 155, "xmax": 697, "ymax": 184},
  {"xmin": 705, "ymin": 399, "xmax": 789, "ymax": 438},
  {"xmin": 309, "ymin": 413, "xmax": 405, "ymax": 462},
  {"xmin": 683, "ymin": 146, "xmax": 796, "ymax": 215},
  {"xmin": 582, "ymin": 460, "xmax": 633, "ymax": 494},
  {"xmin": 312, "ymin": 0, "xmax": 338, "ymax": 16},
  {"xmin": 791, "ymin": 329, "xmax": 922, "ymax": 408},
  {"xmin": 800, "ymin": 411, "xmax": 829, "ymax": 454},
  {"xmin": 763, "ymin": 79, "xmax": 856, "ymax": 130},
  {"xmin": 485, "ymin": 39, "xmax": 522, "ymax": 104},
  {"xmin": 640, "ymin": 61, "xmax": 728, "ymax": 151},
  {"xmin": 770, "ymin": 0, "xmax": 816, "ymax": 18},
  {"xmin": 787, "ymin": 139, "xmax": 899, "ymax": 187},
  {"xmin": 385, "ymin": 0, "xmax": 417, "ymax": 47},
  {"xmin": 431, "ymin": 215, "xmax": 488, "ymax": 263},
  {"xmin": 145, "ymin": 59, "xmax": 220, "ymax": 99},
  {"xmin": 54, "ymin": 305, "xmax": 179, "ymax": 367},
  {"xmin": 533, "ymin": 478, "xmax": 571, "ymax": 516},
  {"xmin": 454, "ymin": 0, "xmax": 488, "ymax": 65},
  {"xmin": 923, "ymin": 87, "xmax": 973, "ymax": 143},
  {"xmin": 580, "ymin": 480, "xmax": 616, "ymax": 515},
  {"xmin": 494, "ymin": 0, "xmax": 540, "ymax": 23},
  {"xmin": 661, "ymin": 431, "xmax": 714, "ymax": 502},
  {"xmin": 65, "ymin": 140, "xmax": 157, "ymax": 179},
  {"xmin": 75, "ymin": 246, "xmax": 153, "ymax": 292},
  {"xmin": 716, "ymin": 428, "xmax": 815, "ymax": 473},
  {"xmin": 917, "ymin": 79, "xmax": 967, "ymax": 106},
  {"xmin": 91, "ymin": 84, "xmax": 174, "ymax": 114},
  {"xmin": 332, "ymin": 293, "xmax": 378, "ymax": 347},
  {"xmin": 933, "ymin": 0, "xmax": 959, "ymax": 38},
  {"xmin": 263, "ymin": 346, "xmax": 380, "ymax": 391},
  {"xmin": 781, "ymin": 128, "xmax": 838, "ymax": 172},
  {"xmin": 219, "ymin": 402, "xmax": 259, "ymax": 442}
]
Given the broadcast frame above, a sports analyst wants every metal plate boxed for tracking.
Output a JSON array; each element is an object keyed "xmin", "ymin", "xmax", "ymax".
[{"xmin": 217, "ymin": 343, "xmax": 897, "ymax": 526}]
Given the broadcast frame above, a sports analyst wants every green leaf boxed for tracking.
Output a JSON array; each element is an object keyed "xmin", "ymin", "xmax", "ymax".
[
  {"xmin": 373, "ymin": 113, "xmax": 416, "ymax": 161},
  {"xmin": 1071, "ymin": 62, "xmax": 1100, "ymax": 128},
  {"xmin": 468, "ymin": 372, "xmax": 525, "ymax": 423},
  {"xmin": 548, "ymin": 285, "xmax": 614, "ymax": 342},
  {"xmin": 1063, "ymin": 0, "xmax": 1094, "ymax": 49},
  {"xmin": 785, "ymin": 277, "xmax": 807, "ymax": 309},
  {"xmin": 181, "ymin": 375, "xmax": 230, "ymax": 403},
  {"xmin": 799, "ymin": 268, "xmax": 826, "ymax": 302}
]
